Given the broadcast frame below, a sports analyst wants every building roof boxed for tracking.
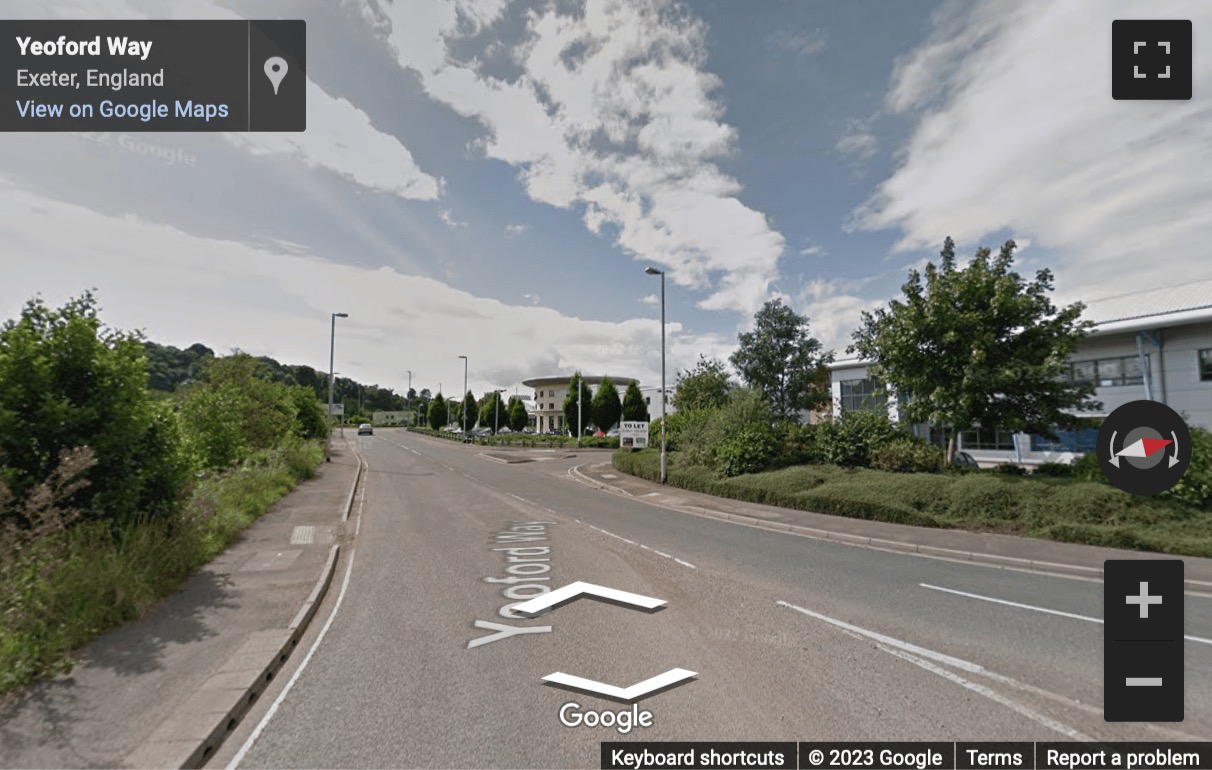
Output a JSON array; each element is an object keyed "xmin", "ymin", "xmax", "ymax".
[
  {"xmin": 1081, "ymin": 277, "xmax": 1212, "ymax": 334},
  {"xmin": 522, "ymin": 375, "xmax": 640, "ymax": 387}
]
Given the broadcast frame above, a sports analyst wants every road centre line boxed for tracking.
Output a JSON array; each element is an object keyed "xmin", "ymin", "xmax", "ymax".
[
  {"xmin": 578, "ymin": 521, "xmax": 696, "ymax": 569},
  {"xmin": 776, "ymin": 599, "xmax": 1090, "ymax": 739},
  {"xmin": 920, "ymin": 583, "xmax": 1212, "ymax": 646}
]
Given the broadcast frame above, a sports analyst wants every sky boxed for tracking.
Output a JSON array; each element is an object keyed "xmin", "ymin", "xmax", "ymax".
[{"xmin": 2, "ymin": 0, "xmax": 1210, "ymax": 400}]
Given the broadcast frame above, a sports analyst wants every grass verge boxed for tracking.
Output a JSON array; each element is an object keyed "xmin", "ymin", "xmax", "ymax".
[
  {"xmin": 612, "ymin": 449, "xmax": 1212, "ymax": 557},
  {"xmin": 0, "ymin": 438, "xmax": 324, "ymax": 695}
]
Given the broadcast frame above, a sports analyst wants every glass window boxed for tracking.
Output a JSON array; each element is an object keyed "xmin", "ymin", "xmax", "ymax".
[
  {"xmin": 1069, "ymin": 355, "xmax": 1146, "ymax": 387},
  {"xmin": 1031, "ymin": 428, "xmax": 1099, "ymax": 453},
  {"xmin": 1070, "ymin": 360, "xmax": 1096, "ymax": 386},
  {"xmin": 839, "ymin": 377, "xmax": 884, "ymax": 413},
  {"xmin": 1200, "ymin": 349, "xmax": 1212, "ymax": 382},
  {"xmin": 928, "ymin": 427, "xmax": 953, "ymax": 449},
  {"xmin": 960, "ymin": 426, "xmax": 1015, "ymax": 451}
]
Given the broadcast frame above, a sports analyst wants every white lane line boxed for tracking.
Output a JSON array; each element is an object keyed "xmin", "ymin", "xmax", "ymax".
[
  {"xmin": 583, "ymin": 523, "xmax": 694, "ymax": 568},
  {"xmin": 507, "ymin": 493, "xmax": 533, "ymax": 505},
  {"xmin": 228, "ymin": 547, "xmax": 359, "ymax": 769},
  {"xmin": 776, "ymin": 600, "xmax": 1090, "ymax": 740},
  {"xmin": 881, "ymin": 647, "xmax": 1092, "ymax": 740},
  {"xmin": 921, "ymin": 583, "xmax": 1212, "ymax": 646}
]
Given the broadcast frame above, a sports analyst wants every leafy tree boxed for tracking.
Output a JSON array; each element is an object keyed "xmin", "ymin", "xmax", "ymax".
[
  {"xmin": 507, "ymin": 396, "xmax": 528, "ymax": 432},
  {"xmin": 0, "ymin": 292, "xmax": 191, "ymax": 527},
  {"xmin": 672, "ymin": 355, "xmax": 734, "ymax": 412},
  {"xmin": 289, "ymin": 385, "xmax": 329, "ymax": 440},
  {"xmin": 849, "ymin": 237, "xmax": 1098, "ymax": 464},
  {"xmin": 590, "ymin": 376, "xmax": 623, "ymax": 434},
  {"xmin": 460, "ymin": 391, "xmax": 477, "ymax": 432},
  {"xmin": 562, "ymin": 373, "xmax": 593, "ymax": 436},
  {"xmin": 622, "ymin": 380, "xmax": 649, "ymax": 422},
  {"xmin": 479, "ymin": 390, "xmax": 507, "ymax": 432},
  {"xmin": 730, "ymin": 298, "xmax": 832, "ymax": 421},
  {"xmin": 426, "ymin": 393, "xmax": 447, "ymax": 430}
]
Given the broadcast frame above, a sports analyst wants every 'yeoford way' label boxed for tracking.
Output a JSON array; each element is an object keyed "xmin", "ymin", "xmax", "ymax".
[{"xmin": 467, "ymin": 521, "xmax": 556, "ymax": 649}]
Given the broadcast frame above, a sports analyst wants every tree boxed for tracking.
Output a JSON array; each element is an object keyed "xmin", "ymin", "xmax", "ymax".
[
  {"xmin": 590, "ymin": 376, "xmax": 622, "ymax": 434},
  {"xmin": 0, "ymin": 292, "xmax": 192, "ymax": 528},
  {"xmin": 460, "ymin": 391, "xmax": 477, "ymax": 432},
  {"xmin": 848, "ymin": 237, "xmax": 1099, "ymax": 464},
  {"xmin": 562, "ymin": 373, "xmax": 593, "ymax": 436},
  {"xmin": 426, "ymin": 393, "xmax": 446, "ymax": 430},
  {"xmin": 479, "ymin": 390, "xmax": 506, "ymax": 432},
  {"xmin": 730, "ymin": 298, "xmax": 832, "ymax": 421},
  {"xmin": 622, "ymin": 380, "xmax": 649, "ymax": 422},
  {"xmin": 672, "ymin": 355, "xmax": 734, "ymax": 412},
  {"xmin": 507, "ymin": 396, "xmax": 528, "ymax": 432}
]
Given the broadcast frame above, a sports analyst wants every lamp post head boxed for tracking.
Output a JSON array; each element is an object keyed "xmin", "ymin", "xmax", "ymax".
[
  {"xmin": 334, "ymin": 312, "xmax": 348, "ymax": 318},
  {"xmin": 458, "ymin": 354, "xmax": 467, "ymax": 360},
  {"xmin": 644, "ymin": 267, "xmax": 662, "ymax": 275}
]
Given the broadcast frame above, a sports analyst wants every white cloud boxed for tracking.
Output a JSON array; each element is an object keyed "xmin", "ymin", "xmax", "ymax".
[
  {"xmin": 798, "ymin": 244, "xmax": 824, "ymax": 257},
  {"xmin": 362, "ymin": 0, "xmax": 786, "ymax": 315},
  {"xmin": 6, "ymin": 0, "xmax": 441, "ymax": 200},
  {"xmin": 0, "ymin": 183, "xmax": 732, "ymax": 394},
  {"xmin": 771, "ymin": 27, "xmax": 827, "ymax": 59},
  {"xmin": 797, "ymin": 278, "xmax": 886, "ymax": 355},
  {"xmin": 640, "ymin": 294, "xmax": 659, "ymax": 306},
  {"xmin": 523, "ymin": 293, "xmax": 540, "ymax": 305},
  {"xmin": 835, "ymin": 119, "xmax": 878, "ymax": 163},
  {"xmin": 439, "ymin": 209, "xmax": 468, "ymax": 227},
  {"xmin": 853, "ymin": 0, "xmax": 1212, "ymax": 304},
  {"xmin": 505, "ymin": 223, "xmax": 530, "ymax": 236}
]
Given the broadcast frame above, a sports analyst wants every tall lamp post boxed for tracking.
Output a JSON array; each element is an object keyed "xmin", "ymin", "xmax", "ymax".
[
  {"xmin": 406, "ymin": 370, "xmax": 413, "ymax": 427},
  {"xmin": 458, "ymin": 355, "xmax": 468, "ymax": 436},
  {"xmin": 645, "ymin": 267, "xmax": 667, "ymax": 484},
  {"xmin": 327, "ymin": 312, "xmax": 349, "ymax": 461}
]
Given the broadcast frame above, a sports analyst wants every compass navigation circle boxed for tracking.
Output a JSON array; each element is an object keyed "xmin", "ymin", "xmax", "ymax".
[{"xmin": 1097, "ymin": 400, "xmax": 1191, "ymax": 496}]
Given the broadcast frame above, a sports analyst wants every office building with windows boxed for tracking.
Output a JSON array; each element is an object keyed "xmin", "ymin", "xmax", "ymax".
[
  {"xmin": 522, "ymin": 375, "xmax": 643, "ymax": 434},
  {"xmin": 828, "ymin": 280, "xmax": 1212, "ymax": 465}
]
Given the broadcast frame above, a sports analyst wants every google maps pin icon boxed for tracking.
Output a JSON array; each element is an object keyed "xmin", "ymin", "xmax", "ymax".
[{"xmin": 264, "ymin": 57, "xmax": 288, "ymax": 95}]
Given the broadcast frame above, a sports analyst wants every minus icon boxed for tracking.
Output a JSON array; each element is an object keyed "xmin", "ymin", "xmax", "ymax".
[{"xmin": 1126, "ymin": 677, "xmax": 1163, "ymax": 686}]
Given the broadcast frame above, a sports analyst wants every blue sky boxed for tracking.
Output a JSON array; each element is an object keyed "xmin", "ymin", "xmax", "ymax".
[{"xmin": 3, "ymin": 0, "xmax": 1210, "ymax": 400}]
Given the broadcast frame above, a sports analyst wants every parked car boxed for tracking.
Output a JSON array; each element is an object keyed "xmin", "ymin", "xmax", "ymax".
[
  {"xmin": 357, "ymin": 423, "xmax": 373, "ymax": 436},
  {"xmin": 498, "ymin": 428, "xmax": 512, "ymax": 434},
  {"xmin": 606, "ymin": 427, "xmax": 620, "ymax": 437}
]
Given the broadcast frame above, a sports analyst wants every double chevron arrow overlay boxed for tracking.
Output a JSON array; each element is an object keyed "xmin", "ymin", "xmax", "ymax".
[{"xmin": 512, "ymin": 581, "xmax": 697, "ymax": 703}]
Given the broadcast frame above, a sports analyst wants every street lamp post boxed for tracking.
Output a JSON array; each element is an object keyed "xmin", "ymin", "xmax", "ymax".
[
  {"xmin": 645, "ymin": 267, "xmax": 667, "ymax": 484},
  {"xmin": 327, "ymin": 312, "xmax": 349, "ymax": 462},
  {"xmin": 458, "ymin": 355, "xmax": 468, "ymax": 437},
  {"xmin": 576, "ymin": 375, "xmax": 582, "ymax": 448},
  {"xmin": 406, "ymin": 370, "xmax": 413, "ymax": 427}
]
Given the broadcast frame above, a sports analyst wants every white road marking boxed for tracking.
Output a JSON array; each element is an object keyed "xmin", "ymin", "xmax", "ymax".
[
  {"xmin": 507, "ymin": 493, "xmax": 533, "ymax": 505},
  {"xmin": 881, "ymin": 646, "xmax": 1092, "ymax": 740},
  {"xmin": 921, "ymin": 583, "xmax": 1212, "ymax": 645},
  {"xmin": 582, "ymin": 523, "xmax": 694, "ymax": 568},
  {"xmin": 777, "ymin": 600, "xmax": 1090, "ymax": 740},
  {"xmin": 289, "ymin": 526, "xmax": 315, "ymax": 545},
  {"xmin": 600, "ymin": 473, "xmax": 618, "ymax": 479},
  {"xmin": 228, "ymin": 548, "xmax": 359, "ymax": 769}
]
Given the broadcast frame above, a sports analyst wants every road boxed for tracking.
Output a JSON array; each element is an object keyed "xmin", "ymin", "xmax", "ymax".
[{"xmin": 206, "ymin": 429, "xmax": 1212, "ymax": 769}]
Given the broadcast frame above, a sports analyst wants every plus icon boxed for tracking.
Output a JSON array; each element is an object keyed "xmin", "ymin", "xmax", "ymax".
[
  {"xmin": 1112, "ymin": 20, "xmax": 1192, "ymax": 100},
  {"xmin": 1126, "ymin": 581, "xmax": 1163, "ymax": 618}
]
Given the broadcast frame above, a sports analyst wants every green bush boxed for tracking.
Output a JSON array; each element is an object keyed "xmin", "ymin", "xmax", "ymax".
[
  {"xmin": 990, "ymin": 463, "xmax": 1028, "ymax": 476},
  {"xmin": 870, "ymin": 437, "xmax": 945, "ymax": 473},
  {"xmin": 1070, "ymin": 451, "xmax": 1105, "ymax": 483},
  {"xmin": 1161, "ymin": 427, "xmax": 1212, "ymax": 511},
  {"xmin": 945, "ymin": 475, "xmax": 1020, "ymax": 521},
  {"xmin": 714, "ymin": 424, "xmax": 779, "ymax": 477},
  {"xmin": 817, "ymin": 410, "xmax": 905, "ymax": 467},
  {"xmin": 776, "ymin": 423, "xmax": 824, "ymax": 467},
  {"xmin": 1032, "ymin": 462, "xmax": 1074, "ymax": 477}
]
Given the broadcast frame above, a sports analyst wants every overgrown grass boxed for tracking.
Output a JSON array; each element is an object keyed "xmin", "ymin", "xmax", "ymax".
[
  {"xmin": 0, "ymin": 438, "xmax": 324, "ymax": 695},
  {"xmin": 612, "ymin": 449, "xmax": 1212, "ymax": 557}
]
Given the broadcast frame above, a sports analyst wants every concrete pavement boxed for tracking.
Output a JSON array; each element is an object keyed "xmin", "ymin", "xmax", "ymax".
[
  {"xmin": 0, "ymin": 435, "xmax": 362, "ymax": 770},
  {"xmin": 569, "ymin": 457, "xmax": 1212, "ymax": 591}
]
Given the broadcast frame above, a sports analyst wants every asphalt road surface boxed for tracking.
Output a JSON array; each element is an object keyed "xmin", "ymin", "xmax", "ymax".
[{"xmin": 207, "ymin": 429, "xmax": 1212, "ymax": 769}]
